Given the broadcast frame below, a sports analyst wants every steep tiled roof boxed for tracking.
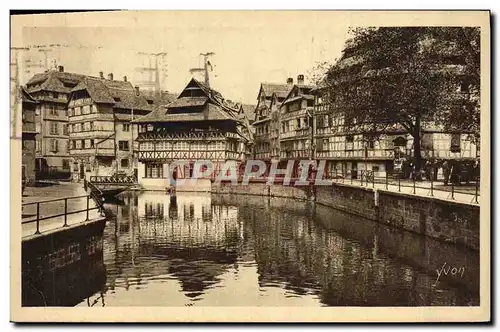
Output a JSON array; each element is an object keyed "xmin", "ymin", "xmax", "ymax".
[
  {"xmin": 111, "ymin": 89, "xmax": 152, "ymax": 111},
  {"xmin": 132, "ymin": 103, "xmax": 232, "ymax": 123},
  {"xmin": 282, "ymin": 94, "xmax": 314, "ymax": 105},
  {"xmin": 132, "ymin": 78, "xmax": 241, "ymax": 124},
  {"xmin": 26, "ymin": 70, "xmax": 87, "ymax": 95},
  {"xmin": 21, "ymin": 87, "xmax": 37, "ymax": 103},
  {"xmin": 261, "ymin": 83, "xmax": 291, "ymax": 97},
  {"xmin": 239, "ymin": 104, "xmax": 256, "ymax": 123},
  {"xmin": 72, "ymin": 78, "xmax": 115, "ymax": 103},
  {"xmin": 26, "ymin": 71, "xmax": 85, "ymax": 86},
  {"xmin": 168, "ymin": 97, "xmax": 208, "ymax": 108},
  {"xmin": 71, "ymin": 77, "xmax": 152, "ymax": 111},
  {"xmin": 153, "ymin": 91, "xmax": 178, "ymax": 108}
]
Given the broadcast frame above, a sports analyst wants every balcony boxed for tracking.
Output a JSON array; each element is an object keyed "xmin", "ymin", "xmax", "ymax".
[
  {"xmin": 69, "ymin": 113, "xmax": 112, "ymax": 121},
  {"xmin": 69, "ymin": 98, "xmax": 93, "ymax": 107},
  {"xmin": 69, "ymin": 130, "xmax": 114, "ymax": 139},
  {"xmin": 280, "ymin": 149, "xmax": 311, "ymax": 159},
  {"xmin": 281, "ymin": 108, "xmax": 310, "ymax": 121},
  {"xmin": 69, "ymin": 147, "xmax": 115, "ymax": 157},
  {"xmin": 37, "ymin": 95, "xmax": 68, "ymax": 104},
  {"xmin": 315, "ymin": 148, "xmax": 395, "ymax": 160},
  {"xmin": 255, "ymin": 152, "xmax": 271, "ymax": 160},
  {"xmin": 281, "ymin": 128, "xmax": 311, "ymax": 140},
  {"xmin": 254, "ymin": 132, "xmax": 271, "ymax": 142},
  {"xmin": 137, "ymin": 131, "xmax": 237, "ymax": 141},
  {"xmin": 315, "ymin": 127, "xmax": 335, "ymax": 136},
  {"xmin": 138, "ymin": 149, "xmax": 244, "ymax": 161}
]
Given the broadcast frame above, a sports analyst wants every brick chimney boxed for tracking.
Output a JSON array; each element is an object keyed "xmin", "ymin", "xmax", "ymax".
[
  {"xmin": 135, "ymin": 86, "xmax": 140, "ymax": 96},
  {"xmin": 58, "ymin": 65, "xmax": 64, "ymax": 72},
  {"xmin": 99, "ymin": 71, "xmax": 104, "ymax": 79},
  {"xmin": 287, "ymin": 77, "xmax": 293, "ymax": 86},
  {"xmin": 297, "ymin": 74, "xmax": 304, "ymax": 85},
  {"xmin": 108, "ymin": 73, "xmax": 114, "ymax": 80},
  {"xmin": 123, "ymin": 75, "xmax": 127, "ymax": 82}
]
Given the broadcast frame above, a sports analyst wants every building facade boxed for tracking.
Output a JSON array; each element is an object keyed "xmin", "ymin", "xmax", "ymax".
[
  {"xmin": 133, "ymin": 78, "xmax": 253, "ymax": 190},
  {"xmin": 279, "ymin": 75, "xmax": 315, "ymax": 166},
  {"xmin": 311, "ymin": 87, "xmax": 479, "ymax": 179},
  {"xmin": 253, "ymin": 79, "xmax": 293, "ymax": 163},
  {"xmin": 67, "ymin": 74, "xmax": 155, "ymax": 181},
  {"xmin": 25, "ymin": 66, "xmax": 85, "ymax": 176},
  {"xmin": 21, "ymin": 87, "xmax": 38, "ymax": 186}
]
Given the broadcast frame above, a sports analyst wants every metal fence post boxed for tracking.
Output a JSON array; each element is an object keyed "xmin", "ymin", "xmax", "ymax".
[
  {"xmin": 63, "ymin": 198, "xmax": 68, "ymax": 227},
  {"xmin": 413, "ymin": 176, "xmax": 416, "ymax": 194},
  {"xmin": 35, "ymin": 202, "xmax": 40, "ymax": 234},
  {"xmin": 398, "ymin": 175, "xmax": 401, "ymax": 192},
  {"xmin": 360, "ymin": 171, "xmax": 363, "ymax": 186},
  {"xmin": 430, "ymin": 177, "xmax": 434, "ymax": 197},
  {"xmin": 475, "ymin": 181, "xmax": 479, "ymax": 204},
  {"xmin": 86, "ymin": 195, "xmax": 90, "ymax": 221},
  {"xmin": 451, "ymin": 183, "xmax": 455, "ymax": 200},
  {"xmin": 385, "ymin": 172, "xmax": 388, "ymax": 190},
  {"xmin": 372, "ymin": 172, "xmax": 375, "ymax": 188}
]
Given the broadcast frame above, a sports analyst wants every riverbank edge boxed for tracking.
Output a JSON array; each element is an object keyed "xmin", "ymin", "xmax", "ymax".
[{"xmin": 209, "ymin": 182, "xmax": 479, "ymax": 251}]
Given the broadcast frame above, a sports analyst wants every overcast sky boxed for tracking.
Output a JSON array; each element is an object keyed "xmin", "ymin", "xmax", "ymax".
[{"xmin": 12, "ymin": 11, "xmax": 353, "ymax": 104}]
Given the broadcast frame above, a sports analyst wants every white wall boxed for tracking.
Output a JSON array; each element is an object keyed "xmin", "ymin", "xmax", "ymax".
[{"xmin": 137, "ymin": 161, "xmax": 171, "ymax": 190}]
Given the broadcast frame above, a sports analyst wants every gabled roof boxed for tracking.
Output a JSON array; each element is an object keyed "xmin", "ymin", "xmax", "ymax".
[
  {"xmin": 168, "ymin": 96, "xmax": 208, "ymax": 108},
  {"xmin": 281, "ymin": 84, "xmax": 315, "ymax": 106},
  {"xmin": 26, "ymin": 70, "xmax": 87, "ymax": 94},
  {"xmin": 238, "ymin": 104, "xmax": 256, "ymax": 123},
  {"xmin": 153, "ymin": 91, "xmax": 178, "ymax": 108},
  {"xmin": 21, "ymin": 86, "xmax": 37, "ymax": 103},
  {"xmin": 71, "ymin": 78, "xmax": 115, "ymax": 103},
  {"xmin": 260, "ymin": 83, "xmax": 292, "ymax": 98},
  {"xmin": 132, "ymin": 78, "xmax": 241, "ymax": 124},
  {"xmin": 70, "ymin": 77, "xmax": 152, "ymax": 111}
]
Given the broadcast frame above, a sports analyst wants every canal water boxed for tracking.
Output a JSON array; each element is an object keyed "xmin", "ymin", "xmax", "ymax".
[{"xmin": 74, "ymin": 191, "xmax": 478, "ymax": 307}]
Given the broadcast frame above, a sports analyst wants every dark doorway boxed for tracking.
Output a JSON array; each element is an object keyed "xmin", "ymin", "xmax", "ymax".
[{"xmin": 79, "ymin": 163, "xmax": 85, "ymax": 180}]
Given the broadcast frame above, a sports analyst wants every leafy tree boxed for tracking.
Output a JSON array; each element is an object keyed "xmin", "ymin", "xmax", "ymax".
[{"xmin": 323, "ymin": 27, "xmax": 480, "ymax": 171}]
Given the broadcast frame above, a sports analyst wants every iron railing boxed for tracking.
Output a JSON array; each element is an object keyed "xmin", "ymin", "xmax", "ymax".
[
  {"xmin": 21, "ymin": 194, "xmax": 106, "ymax": 236},
  {"xmin": 328, "ymin": 169, "xmax": 480, "ymax": 204},
  {"xmin": 89, "ymin": 175, "xmax": 137, "ymax": 184}
]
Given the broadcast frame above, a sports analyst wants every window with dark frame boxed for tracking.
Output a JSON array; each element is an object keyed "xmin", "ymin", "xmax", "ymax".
[
  {"xmin": 145, "ymin": 163, "xmax": 163, "ymax": 178},
  {"xmin": 121, "ymin": 159, "xmax": 129, "ymax": 168},
  {"xmin": 123, "ymin": 124, "xmax": 130, "ymax": 132},
  {"xmin": 119, "ymin": 141, "xmax": 130, "ymax": 151}
]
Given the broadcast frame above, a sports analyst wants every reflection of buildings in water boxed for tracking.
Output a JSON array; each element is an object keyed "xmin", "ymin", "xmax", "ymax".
[
  {"xmin": 102, "ymin": 192, "xmax": 243, "ymax": 301},
  {"xmin": 247, "ymin": 201, "xmax": 474, "ymax": 306}
]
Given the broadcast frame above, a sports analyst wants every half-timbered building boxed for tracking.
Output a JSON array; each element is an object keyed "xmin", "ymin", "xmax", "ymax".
[
  {"xmin": 67, "ymin": 74, "xmax": 154, "ymax": 181},
  {"xmin": 25, "ymin": 66, "xmax": 85, "ymax": 176},
  {"xmin": 132, "ymin": 78, "xmax": 252, "ymax": 190},
  {"xmin": 253, "ymin": 79, "xmax": 293, "ymax": 164},
  {"xmin": 279, "ymin": 75, "xmax": 315, "ymax": 176}
]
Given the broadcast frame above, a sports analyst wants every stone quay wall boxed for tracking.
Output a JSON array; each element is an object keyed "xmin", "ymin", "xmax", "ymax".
[{"xmin": 211, "ymin": 181, "xmax": 480, "ymax": 251}]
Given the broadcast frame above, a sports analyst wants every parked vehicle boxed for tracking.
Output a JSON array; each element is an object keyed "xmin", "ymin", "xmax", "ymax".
[{"xmin": 449, "ymin": 160, "xmax": 477, "ymax": 185}]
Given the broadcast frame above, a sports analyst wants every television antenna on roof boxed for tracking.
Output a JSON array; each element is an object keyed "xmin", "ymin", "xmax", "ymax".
[{"xmin": 189, "ymin": 52, "xmax": 215, "ymax": 87}]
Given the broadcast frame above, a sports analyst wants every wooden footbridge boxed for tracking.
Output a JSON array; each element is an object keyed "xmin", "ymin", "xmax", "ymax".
[{"xmin": 84, "ymin": 175, "xmax": 139, "ymax": 200}]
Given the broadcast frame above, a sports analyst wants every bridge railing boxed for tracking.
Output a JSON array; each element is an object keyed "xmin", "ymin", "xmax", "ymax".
[
  {"xmin": 22, "ymin": 194, "xmax": 106, "ymax": 236},
  {"xmin": 89, "ymin": 175, "xmax": 137, "ymax": 184}
]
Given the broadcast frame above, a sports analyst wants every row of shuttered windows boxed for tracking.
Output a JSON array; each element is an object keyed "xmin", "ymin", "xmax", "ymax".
[{"xmin": 139, "ymin": 141, "xmax": 227, "ymax": 151}]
